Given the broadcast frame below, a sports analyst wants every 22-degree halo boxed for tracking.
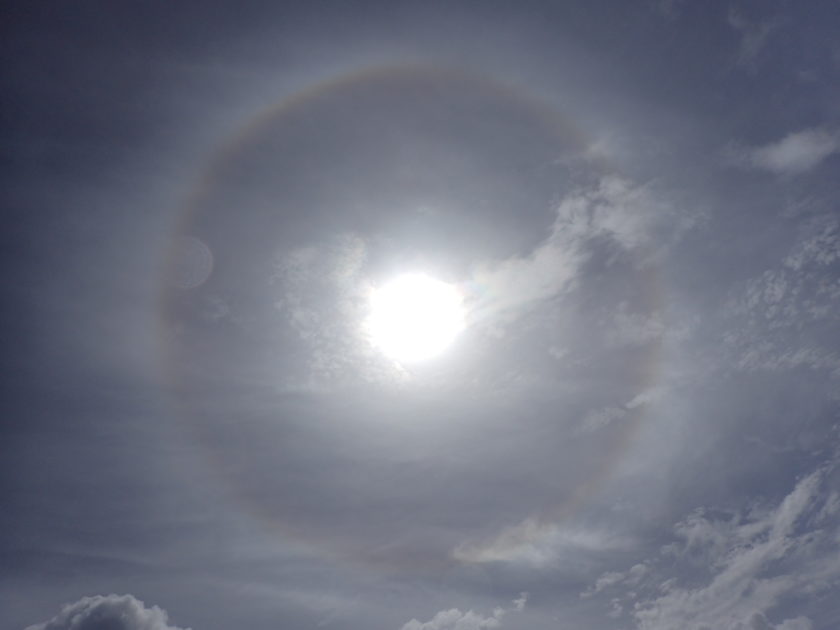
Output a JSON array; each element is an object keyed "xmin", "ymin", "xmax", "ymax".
[
  {"xmin": 366, "ymin": 273, "xmax": 465, "ymax": 363},
  {"xmin": 160, "ymin": 64, "xmax": 662, "ymax": 570}
]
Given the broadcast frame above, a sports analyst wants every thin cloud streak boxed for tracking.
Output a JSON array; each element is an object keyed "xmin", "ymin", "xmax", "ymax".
[{"xmin": 728, "ymin": 128, "xmax": 840, "ymax": 176}]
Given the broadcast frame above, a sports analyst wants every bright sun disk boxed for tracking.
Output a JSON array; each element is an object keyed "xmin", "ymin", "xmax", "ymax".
[{"xmin": 366, "ymin": 273, "xmax": 465, "ymax": 363}]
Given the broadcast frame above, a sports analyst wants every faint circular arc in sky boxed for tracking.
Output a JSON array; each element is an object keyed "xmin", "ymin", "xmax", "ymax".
[{"xmin": 157, "ymin": 62, "xmax": 667, "ymax": 571}]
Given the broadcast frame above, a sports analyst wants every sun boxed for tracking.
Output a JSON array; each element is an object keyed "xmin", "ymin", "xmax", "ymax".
[{"xmin": 365, "ymin": 273, "xmax": 466, "ymax": 363}]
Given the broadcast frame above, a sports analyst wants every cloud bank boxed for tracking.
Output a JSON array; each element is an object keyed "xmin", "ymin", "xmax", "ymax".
[{"xmin": 25, "ymin": 594, "xmax": 188, "ymax": 630}]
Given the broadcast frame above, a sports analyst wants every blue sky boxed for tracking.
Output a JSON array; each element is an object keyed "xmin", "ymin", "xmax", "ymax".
[{"xmin": 3, "ymin": 2, "xmax": 839, "ymax": 629}]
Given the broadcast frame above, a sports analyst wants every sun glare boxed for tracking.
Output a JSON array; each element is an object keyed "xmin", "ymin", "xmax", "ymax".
[{"xmin": 366, "ymin": 273, "xmax": 466, "ymax": 363}]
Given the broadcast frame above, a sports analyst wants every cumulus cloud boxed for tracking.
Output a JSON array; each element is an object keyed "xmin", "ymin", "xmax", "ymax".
[
  {"xmin": 400, "ymin": 594, "xmax": 527, "ymax": 630},
  {"xmin": 583, "ymin": 465, "xmax": 840, "ymax": 629},
  {"xmin": 25, "ymin": 594, "xmax": 188, "ymax": 630},
  {"xmin": 730, "ymin": 128, "xmax": 840, "ymax": 176}
]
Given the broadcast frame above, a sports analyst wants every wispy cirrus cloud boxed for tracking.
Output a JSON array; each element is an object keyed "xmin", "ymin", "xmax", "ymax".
[
  {"xmin": 650, "ymin": 0, "xmax": 687, "ymax": 20},
  {"xmin": 728, "ymin": 128, "xmax": 840, "ymax": 176},
  {"xmin": 470, "ymin": 176, "xmax": 698, "ymax": 326},
  {"xmin": 583, "ymin": 462, "xmax": 840, "ymax": 629},
  {"xmin": 727, "ymin": 9, "xmax": 780, "ymax": 70},
  {"xmin": 580, "ymin": 562, "xmax": 650, "ymax": 598},
  {"xmin": 578, "ymin": 387, "xmax": 664, "ymax": 434},
  {"xmin": 724, "ymin": 214, "xmax": 840, "ymax": 379},
  {"xmin": 453, "ymin": 517, "xmax": 633, "ymax": 568},
  {"xmin": 269, "ymin": 177, "xmax": 699, "ymax": 389}
]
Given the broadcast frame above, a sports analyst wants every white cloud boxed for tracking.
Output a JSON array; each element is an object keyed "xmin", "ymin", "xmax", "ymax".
[
  {"xmin": 271, "ymin": 233, "xmax": 408, "ymax": 389},
  {"xmin": 775, "ymin": 617, "xmax": 814, "ymax": 630},
  {"xmin": 453, "ymin": 517, "xmax": 631, "ymax": 567},
  {"xmin": 725, "ymin": 215, "xmax": 840, "ymax": 379},
  {"xmin": 580, "ymin": 405, "xmax": 627, "ymax": 433},
  {"xmin": 578, "ymin": 388, "xmax": 663, "ymax": 434},
  {"xmin": 25, "ymin": 594, "xmax": 188, "ymax": 630},
  {"xmin": 732, "ymin": 128, "xmax": 840, "ymax": 176},
  {"xmin": 470, "ymin": 177, "xmax": 695, "ymax": 327},
  {"xmin": 400, "ymin": 594, "xmax": 527, "ymax": 630},
  {"xmin": 626, "ymin": 388, "xmax": 663, "ymax": 409},
  {"xmin": 270, "ymin": 179, "xmax": 698, "ymax": 386},
  {"xmin": 605, "ymin": 303, "xmax": 667, "ymax": 348},
  {"xmin": 727, "ymin": 10, "xmax": 779, "ymax": 69},
  {"xmin": 401, "ymin": 609, "xmax": 502, "ymax": 630},
  {"xmin": 581, "ymin": 563, "xmax": 650, "ymax": 598},
  {"xmin": 784, "ymin": 216, "xmax": 840, "ymax": 271},
  {"xmin": 584, "ymin": 465, "xmax": 840, "ymax": 629},
  {"xmin": 651, "ymin": 0, "xmax": 687, "ymax": 20},
  {"xmin": 510, "ymin": 593, "xmax": 528, "ymax": 612},
  {"xmin": 735, "ymin": 345, "xmax": 840, "ymax": 379}
]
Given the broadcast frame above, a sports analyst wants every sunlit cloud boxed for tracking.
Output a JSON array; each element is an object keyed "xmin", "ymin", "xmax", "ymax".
[
  {"xmin": 269, "ymin": 176, "xmax": 695, "ymax": 388},
  {"xmin": 469, "ymin": 176, "xmax": 697, "ymax": 329}
]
